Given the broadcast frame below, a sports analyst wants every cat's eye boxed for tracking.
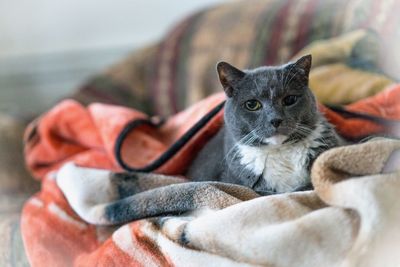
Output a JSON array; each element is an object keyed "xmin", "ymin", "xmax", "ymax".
[
  {"xmin": 244, "ymin": 100, "xmax": 262, "ymax": 111},
  {"xmin": 282, "ymin": 95, "xmax": 299, "ymax": 106}
]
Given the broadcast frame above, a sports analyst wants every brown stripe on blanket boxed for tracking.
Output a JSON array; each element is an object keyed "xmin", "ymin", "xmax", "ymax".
[
  {"xmin": 131, "ymin": 222, "xmax": 172, "ymax": 266},
  {"xmin": 287, "ymin": 192, "xmax": 327, "ymax": 211},
  {"xmin": 110, "ymin": 172, "xmax": 187, "ymax": 198}
]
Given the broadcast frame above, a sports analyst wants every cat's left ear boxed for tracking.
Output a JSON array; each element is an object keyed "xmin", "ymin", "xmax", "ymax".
[{"xmin": 293, "ymin": 54, "xmax": 312, "ymax": 77}]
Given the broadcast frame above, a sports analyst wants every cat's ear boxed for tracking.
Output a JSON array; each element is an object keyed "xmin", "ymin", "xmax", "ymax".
[
  {"xmin": 293, "ymin": 54, "xmax": 312, "ymax": 77},
  {"xmin": 216, "ymin": 61, "xmax": 245, "ymax": 97}
]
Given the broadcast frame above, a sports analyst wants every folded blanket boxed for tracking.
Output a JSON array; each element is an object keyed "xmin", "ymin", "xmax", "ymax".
[
  {"xmin": 25, "ymin": 139, "xmax": 400, "ymax": 266},
  {"xmin": 25, "ymin": 84, "xmax": 400, "ymax": 179},
  {"xmin": 21, "ymin": 84, "xmax": 400, "ymax": 266}
]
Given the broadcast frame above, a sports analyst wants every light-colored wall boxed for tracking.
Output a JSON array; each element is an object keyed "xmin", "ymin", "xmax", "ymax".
[
  {"xmin": 0, "ymin": 0, "xmax": 226, "ymax": 57},
  {"xmin": 0, "ymin": 0, "xmax": 227, "ymax": 115}
]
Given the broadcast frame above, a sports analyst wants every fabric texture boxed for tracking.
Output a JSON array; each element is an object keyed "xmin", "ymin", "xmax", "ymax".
[
  {"xmin": 21, "ymin": 84, "xmax": 400, "ymax": 266},
  {"xmin": 71, "ymin": 0, "xmax": 399, "ymax": 116},
  {"xmin": 295, "ymin": 30, "xmax": 394, "ymax": 104},
  {"xmin": 49, "ymin": 138, "xmax": 400, "ymax": 267}
]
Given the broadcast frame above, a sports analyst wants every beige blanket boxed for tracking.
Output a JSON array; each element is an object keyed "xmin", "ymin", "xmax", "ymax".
[
  {"xmin": 50, "ymin": 138, "xmax": 400, "ymax": 266},
  {"xmin": 153, "ymin": 138, "xmax": 400, "ymax": 267}
]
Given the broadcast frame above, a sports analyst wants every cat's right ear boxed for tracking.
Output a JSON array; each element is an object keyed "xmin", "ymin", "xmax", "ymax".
[{"xmin": 216, "ymin": 62, "xmax": 245, "ymax": 97}]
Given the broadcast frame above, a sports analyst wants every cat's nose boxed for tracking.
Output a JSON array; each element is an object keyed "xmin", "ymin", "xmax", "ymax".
[{"xmin": 270, "ymin": 118, "xmax": 283, "ymax": 128}]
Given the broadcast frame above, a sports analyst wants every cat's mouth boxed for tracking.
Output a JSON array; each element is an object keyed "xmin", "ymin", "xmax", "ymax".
[{"xmin": 260, "ymin": 135, "xmax": 288, "ymax": 146}]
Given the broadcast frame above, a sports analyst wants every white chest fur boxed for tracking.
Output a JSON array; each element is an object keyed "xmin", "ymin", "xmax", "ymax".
[{"xmin": 237, "ymin": 124, "xmax": 325, "ymax": 193}]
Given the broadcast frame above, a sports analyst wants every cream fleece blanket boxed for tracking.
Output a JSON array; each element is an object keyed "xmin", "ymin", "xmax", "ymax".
[{"xmin": 52, "ymin": 138, "xmax": 400, "ymax": 266}]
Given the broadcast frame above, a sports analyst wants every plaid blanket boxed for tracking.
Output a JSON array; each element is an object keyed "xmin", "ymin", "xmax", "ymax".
[
  {"xmin": 71, "ymin": 0, "xmax": 399, "ymax": 116},
  {"xmin": 22, "ymin": 84, "xmax": 400, "ymax": 266}
]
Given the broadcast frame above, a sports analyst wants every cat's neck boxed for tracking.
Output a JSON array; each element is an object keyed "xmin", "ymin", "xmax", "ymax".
[{"xmin": 223, "ymin": 116, "xmax": 339, "ymax": 193}]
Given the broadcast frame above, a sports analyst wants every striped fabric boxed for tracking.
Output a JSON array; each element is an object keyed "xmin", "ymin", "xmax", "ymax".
[{"xmin": 71, "ymin": 0, "xmax": 399, "ymax": 117}]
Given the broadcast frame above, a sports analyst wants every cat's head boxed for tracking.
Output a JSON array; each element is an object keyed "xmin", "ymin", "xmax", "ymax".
[{"xmin": 217, "ymin": 55, "xmax": 318, "ymax": 146}]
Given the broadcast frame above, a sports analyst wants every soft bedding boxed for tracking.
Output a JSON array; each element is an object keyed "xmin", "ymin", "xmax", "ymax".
[{"xmin": 21, "ymin": 84, "xmax": 400, "ymax": 266}]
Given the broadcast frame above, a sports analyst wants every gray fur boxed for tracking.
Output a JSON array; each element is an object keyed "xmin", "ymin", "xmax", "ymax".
[
  {"xmin": 57, "ymin": 56, "xmax": 341, "ymax": 225},
  {"xmin": 186, "ymin": 55, "xmax": 341, "ymax": 194},
  {"xmin": 104, "ymin": 172, "xmax": 259, "ymax": 224}
]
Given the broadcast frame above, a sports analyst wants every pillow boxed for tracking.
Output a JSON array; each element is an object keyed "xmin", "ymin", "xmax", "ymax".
[{"xmin": 294, "ymin": 30, "xmax": 394, "ymax": 104}]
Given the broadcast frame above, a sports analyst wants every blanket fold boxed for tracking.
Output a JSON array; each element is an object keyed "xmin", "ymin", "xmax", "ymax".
[
  {"xmin": 41, "ymin": 138, "xmax": 400, "ymax": 267},
  {"xmin": 24, "ymin": 85, "xmax": 400, "ymax": 180},
  {"xmin": 21, "ymin": 85, "xmax": 400, "ymax": 266},
  {"xmin": 56, "ymin": 162, "xmax": 259, "ymax": 225}
]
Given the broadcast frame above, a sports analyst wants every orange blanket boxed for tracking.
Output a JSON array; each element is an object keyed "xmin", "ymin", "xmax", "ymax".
[
  {"xmin": 22, "ymin": 85, "xmax": 400, "ymax": 266},
  {"xmin": 25, "ymin": 85, "xmax": 400, "ymax": 180}
]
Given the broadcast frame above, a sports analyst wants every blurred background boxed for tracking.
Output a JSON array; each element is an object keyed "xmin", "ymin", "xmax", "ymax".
[
  {"xmin": 0, "ymin": 0, "xmax": 227, "ymax": 116},
  {"xmin": 1, "ymin": 0, "xmax": 399, "ymax": 265}
]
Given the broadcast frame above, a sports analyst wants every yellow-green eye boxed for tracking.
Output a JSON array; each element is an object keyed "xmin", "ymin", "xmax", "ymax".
[{"xmin": 244, "ymin": 100, "xmax": 262, "ymax": 111}]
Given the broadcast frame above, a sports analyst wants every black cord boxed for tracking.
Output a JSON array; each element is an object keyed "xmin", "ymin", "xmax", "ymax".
[{"xmin": 114, "ymin": 101, "xmax": 225, "ymax": 172}]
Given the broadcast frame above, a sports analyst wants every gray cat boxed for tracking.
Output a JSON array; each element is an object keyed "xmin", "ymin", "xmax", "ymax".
[
  {"xmin": 56, "ymin": 55, "xmax": 343, "ymax": 225},
  {"xmin": 187, "ymin": 55, "xmax": 341, "ymax": 195}
]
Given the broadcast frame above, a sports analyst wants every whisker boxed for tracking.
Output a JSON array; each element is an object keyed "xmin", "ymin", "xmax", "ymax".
[{"xmin": 224, "ymin": 127, "xmax": 262, "ymax": 165}]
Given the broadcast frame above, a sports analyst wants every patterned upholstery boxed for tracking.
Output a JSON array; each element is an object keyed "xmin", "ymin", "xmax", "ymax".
[{"xmin": 72, "ymin": 0, "xmax": 399, "ymax": 116}]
